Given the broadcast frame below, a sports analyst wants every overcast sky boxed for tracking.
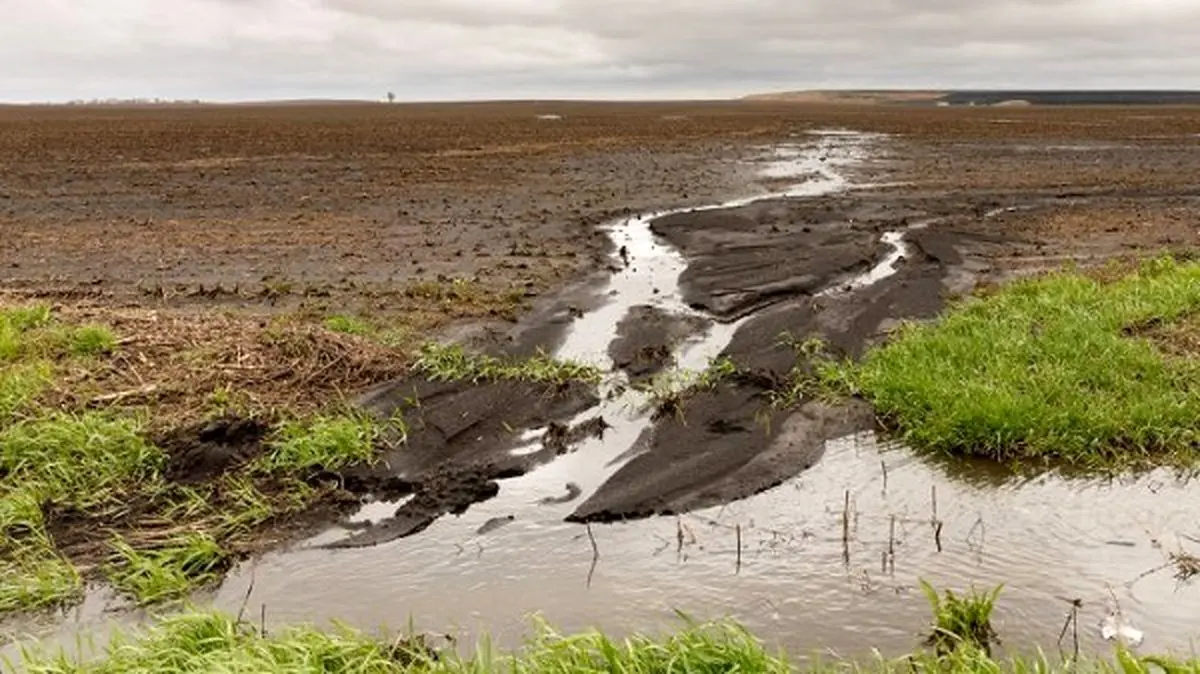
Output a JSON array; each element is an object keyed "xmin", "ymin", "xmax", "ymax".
[{"xmin": 3, "ymin": 0, "xmax": 1198, "ymax": 102}]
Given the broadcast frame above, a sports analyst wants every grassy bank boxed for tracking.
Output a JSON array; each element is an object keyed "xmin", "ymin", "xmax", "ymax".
[
  {"xmin": 0, "ymin": 304, "xmax": 400, "ymax": 614},
  {"xmin": 0, "ymin": 302, "xmax": 604, "ymax": 617},
  {"xmin": 7, "ymin": 585, "xmax": 1196, "ymax": 674},
  {"xmin": 823, "ymin": 258, "xmax": 1200, "ymax": 469}
]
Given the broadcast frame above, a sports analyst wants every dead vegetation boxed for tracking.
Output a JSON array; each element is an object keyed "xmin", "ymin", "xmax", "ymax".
[
  {"xmin": 0, "ymin": 300, "xmax": 410, "ymax": 613},
  {"xmin": 32, "ymin": 302, "xmax": 410, "ymax": 432}
]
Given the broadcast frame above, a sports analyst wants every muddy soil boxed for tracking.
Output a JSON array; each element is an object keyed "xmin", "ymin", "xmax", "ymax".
[
  {"xmin": 158, "ymin": 416, "xmax": 272, "ymax": 485},
  {"xmin": 608, "ymin": 306, "xmax": 709, "ymax": 381},
  {"xmin": 569, "ymin": 142, "xmax": 1200, "ymax": 522},
  {"xmin": 324, "ymin": 377, "xmax": 600, "ymax": 547},
  {"xmin": 0, "ymin": 103, "xmax": 800, "ymax": 324}
]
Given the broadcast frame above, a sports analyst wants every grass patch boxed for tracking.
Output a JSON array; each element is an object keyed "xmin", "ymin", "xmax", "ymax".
[
  {"xmin": 0, "ymin": 303, "xmax": 402, "ymax": 615},
  {"xmin": 0, "ymin": 305, "xmax": 116, "ymax": 420},
  {"xmin": 824, "ymin": 258, "xmax": 1200, "ymax": 468},
  {"xmin": 258, "ymin": 414, "xmax": 384, "ymax": 473},
  {"xmin": 0, "ymin": 412, "xmax": 165, "ymax": 508},
  {"xmin": 0, "ymin": 491, "xmax": 82, "ymax": 613},
  {"xmin": 324, "ymin": 314, "xmax": 375, "ymax": 337},
  {"xmin": 318, "ymin": 313, "xmax": 413, "ymax": 349},
  {"xmin": 0, "ymin": 410, "xmax": 378, "ymax": 612},
  {"xmin": 413, "ymin": 342, "xmax": 602, "ymax": 386},
  {"xmin": 8, "ymin": 611, "xmax": 791, "ymax": 674},
  {"xmin": 921, "ymin": 580, "xmax": 1002, "ymax": 656},
  {"xmin": 0, "ymin": 412, "xmax": 166, "ymax": 610},
  {"xmin": 105, "ymin": 533, "xmax": 230, "ymax": 606},
  {"xmin": 10, "ymin": 607, "xmax": 1200, "ymax": 674},
  {"xmin": 0, "ymin": 361, "xmax": 51, "ymax": 421},
  {"xmin": 0, "ymin": 305, "xmax": 116, "ymax": 362}
]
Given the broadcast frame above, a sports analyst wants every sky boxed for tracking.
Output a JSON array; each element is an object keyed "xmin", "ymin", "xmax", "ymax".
[{"xmin": 3, "ymin": 0, "xmax": 1199, "ymax": 102}]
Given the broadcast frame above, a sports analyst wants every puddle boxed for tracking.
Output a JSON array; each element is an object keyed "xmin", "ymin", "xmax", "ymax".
[
  {"xmin": 12, "ymin": 434, "xmax": 1199, "ymax": 661},
  {"xmin": 8, "ymin": 130, "xmax": 1200, "ymax": 662}
]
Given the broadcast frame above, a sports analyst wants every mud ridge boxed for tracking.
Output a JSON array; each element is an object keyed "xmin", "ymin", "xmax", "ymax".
[
  {"xmin": 569, "ymin": 198, "xmax": 1022, "ymax": 521},
  {"xmin": 322, "ymin": 377, "xmax": 600, "ymax": 548},
  {"xmin": 608, "ymin": 305, "xmax": 710, "ymax": 382}
]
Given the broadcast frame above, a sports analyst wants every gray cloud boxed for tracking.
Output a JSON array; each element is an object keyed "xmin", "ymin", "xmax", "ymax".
[{"xmin": 3, "ymin": 0, "xmax": 1197, "ymax": 102}]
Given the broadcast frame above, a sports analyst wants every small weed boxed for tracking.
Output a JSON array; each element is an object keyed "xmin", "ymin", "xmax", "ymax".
[
  {"xmin": 0, "ymin": 305, "xmax": 117, "ymax": 362},
  {"xmin": 205, "ymin": 385, "xmax": 254, "ymax": 419},
  {"xmin": 323, "ymin": 314, "xmax": 375, "ymax": 336},
  {"xmin": 258, "ymin": 414, "xmax": 382, "ymax": 474},
  {"xmin": 920, "ymin": 579, "xmax": 1003, "ymax": 655},
  {"xmin": 1169, "ymin": 551, "xmax": 1200, "ymax": 582},
  {"xmin": 413, "ymin": 342, "xmax": 601, "ymax": 386},
  {"xmin": 105, "ymin": 533, "xmax": 230, "ymax": 605},
  {"xmin": 769, "ymin": 333, "xmax": 847, "ymax": 409},
  {"xmin": 68, "ymin": 325, "xmax": 118, "ymax": 357},
  {"xmin": 637, "ymin": 356, "xmax": 739, "ymax": 419}
]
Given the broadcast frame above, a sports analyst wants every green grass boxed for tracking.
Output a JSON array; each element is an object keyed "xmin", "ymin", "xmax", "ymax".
[
  {"xmin": 823, "ymin": 258, "xmax": 1200, "ymax": 468},
  {"xmin": 9, "ymin": 609, "xmax": 1200, "ymax": 674},
  {"xmin": 0, "ymin": 306, "xmax": 134, "ymax": 611},
  {"xmin": 0, "ymin": 361, "xmax": 52, "ymax": 421},
  {"xmin": 0, "ymin": 409, "xmax": 382, "ymax": 613},
  {"xmin": 323, "ymin": 314, "xmax": 375, "ymax": 337},
  {"xmin": 0, "ymin": 304, "xmax": 395, "ymax": 614},
  {"xmin": 0, "ymin": 306, "xmax": 116, "ymax": 420},
  {"xmin": 7, "ymin": 612, "xmax": 791, "ymax": 674},
  {"xmin": 920, "ymin": 580, "xmax": 1002, "ymax": 656},
  {"xmin": 0, "ymin": 305, "xmax": 116, "ymax": 363},
  {"xmin": 105, "ymin": 534, "xmax": 230, "ymax": 606},
  {"xmin": 0, "ymin": 491, "xmax": 82, "ymax": 613},
  {"xmin": 0, "ymin": 412, "xmax": 166, "ymax": 610},
  {"xmin": 413, "ymin": 343, "xmax": 602, "ymax": 386},
  {"xmin": 0, "ymin": 412, "xmax": 166, "ymax": 508},
  {"xmin": 258, "ymin": 414, "xmax": 383, "ymax": 473}
]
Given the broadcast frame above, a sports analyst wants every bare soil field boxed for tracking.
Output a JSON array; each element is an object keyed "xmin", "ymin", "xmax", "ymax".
[{"xmin": 3, "ymin": 102, "xmax": 1200, "ymax": 623}]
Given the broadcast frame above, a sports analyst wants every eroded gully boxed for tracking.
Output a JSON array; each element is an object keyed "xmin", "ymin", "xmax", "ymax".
[{"xmin": 7, "ymin": 131, "xmax": 1200, "ymax": 662}]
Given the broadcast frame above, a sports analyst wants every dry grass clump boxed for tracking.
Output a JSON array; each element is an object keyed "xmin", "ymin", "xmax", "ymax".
[{"xmin": 35, "ymin": 302, "xmax": 409, "ymax": 430}]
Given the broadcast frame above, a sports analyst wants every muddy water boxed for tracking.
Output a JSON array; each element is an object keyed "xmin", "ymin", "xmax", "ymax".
[
  {"xmin": 6, "ymin": 132, "xmax": 1200, "ymax": 662},
  {"xmin": 14, "ymin": 436, "xmax": 1198, "ymax": 661}
]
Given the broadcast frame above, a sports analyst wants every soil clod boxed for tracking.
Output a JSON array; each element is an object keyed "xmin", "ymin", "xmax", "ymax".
[{"xmin": 159, "ymin": 416, "xmax": 271, "ymax": 485}]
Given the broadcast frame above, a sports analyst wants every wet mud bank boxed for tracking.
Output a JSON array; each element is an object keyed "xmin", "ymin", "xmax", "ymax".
[
  {"xmin": 570, "ymin": 202, "xmax": 1010, "ymax": 521},
  {"xmin": 608, "ymin": 305, "xmax": 709, "ymax": 382},
  {"xmin": 331, "ymin": 130, "xmax": 1064, "ymax": 535},
  {"xmin": 311, "ymin": 132, "xmax": 886, "ymax": 543},
  {"xmin": 329, "ymin": 378, "xmax": 601, "ymax": 547},
  {"xmin": 569, "ymin": 156, "xmax": 1200, "ymax": 522}
]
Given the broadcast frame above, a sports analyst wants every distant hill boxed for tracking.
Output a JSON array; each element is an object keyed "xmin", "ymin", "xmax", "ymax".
[
  {"xmin": 743, "ymin": 90, "xmax": 946, "ymax": 104},
  {"xmin": 744, "ymin": 90, "xmax": 1200, "ymax": 106}
]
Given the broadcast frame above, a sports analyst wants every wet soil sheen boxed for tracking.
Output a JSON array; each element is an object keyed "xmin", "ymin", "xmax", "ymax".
[
  {"xmin": 326, "ymin": 377, "xmax": 600, "ymax": 546},
  {"xmin": 608, "ymin": 305, "xmax": 709, "ymax": 381},
  {"xmin": 159, "ymin": 416, "xmax": 272, "ymax": 485}
]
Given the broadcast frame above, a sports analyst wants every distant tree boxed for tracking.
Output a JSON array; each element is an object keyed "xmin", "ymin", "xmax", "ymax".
[{"xmin": 387, "ymin": 91, "xmax": 395, "ymax": 104}]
